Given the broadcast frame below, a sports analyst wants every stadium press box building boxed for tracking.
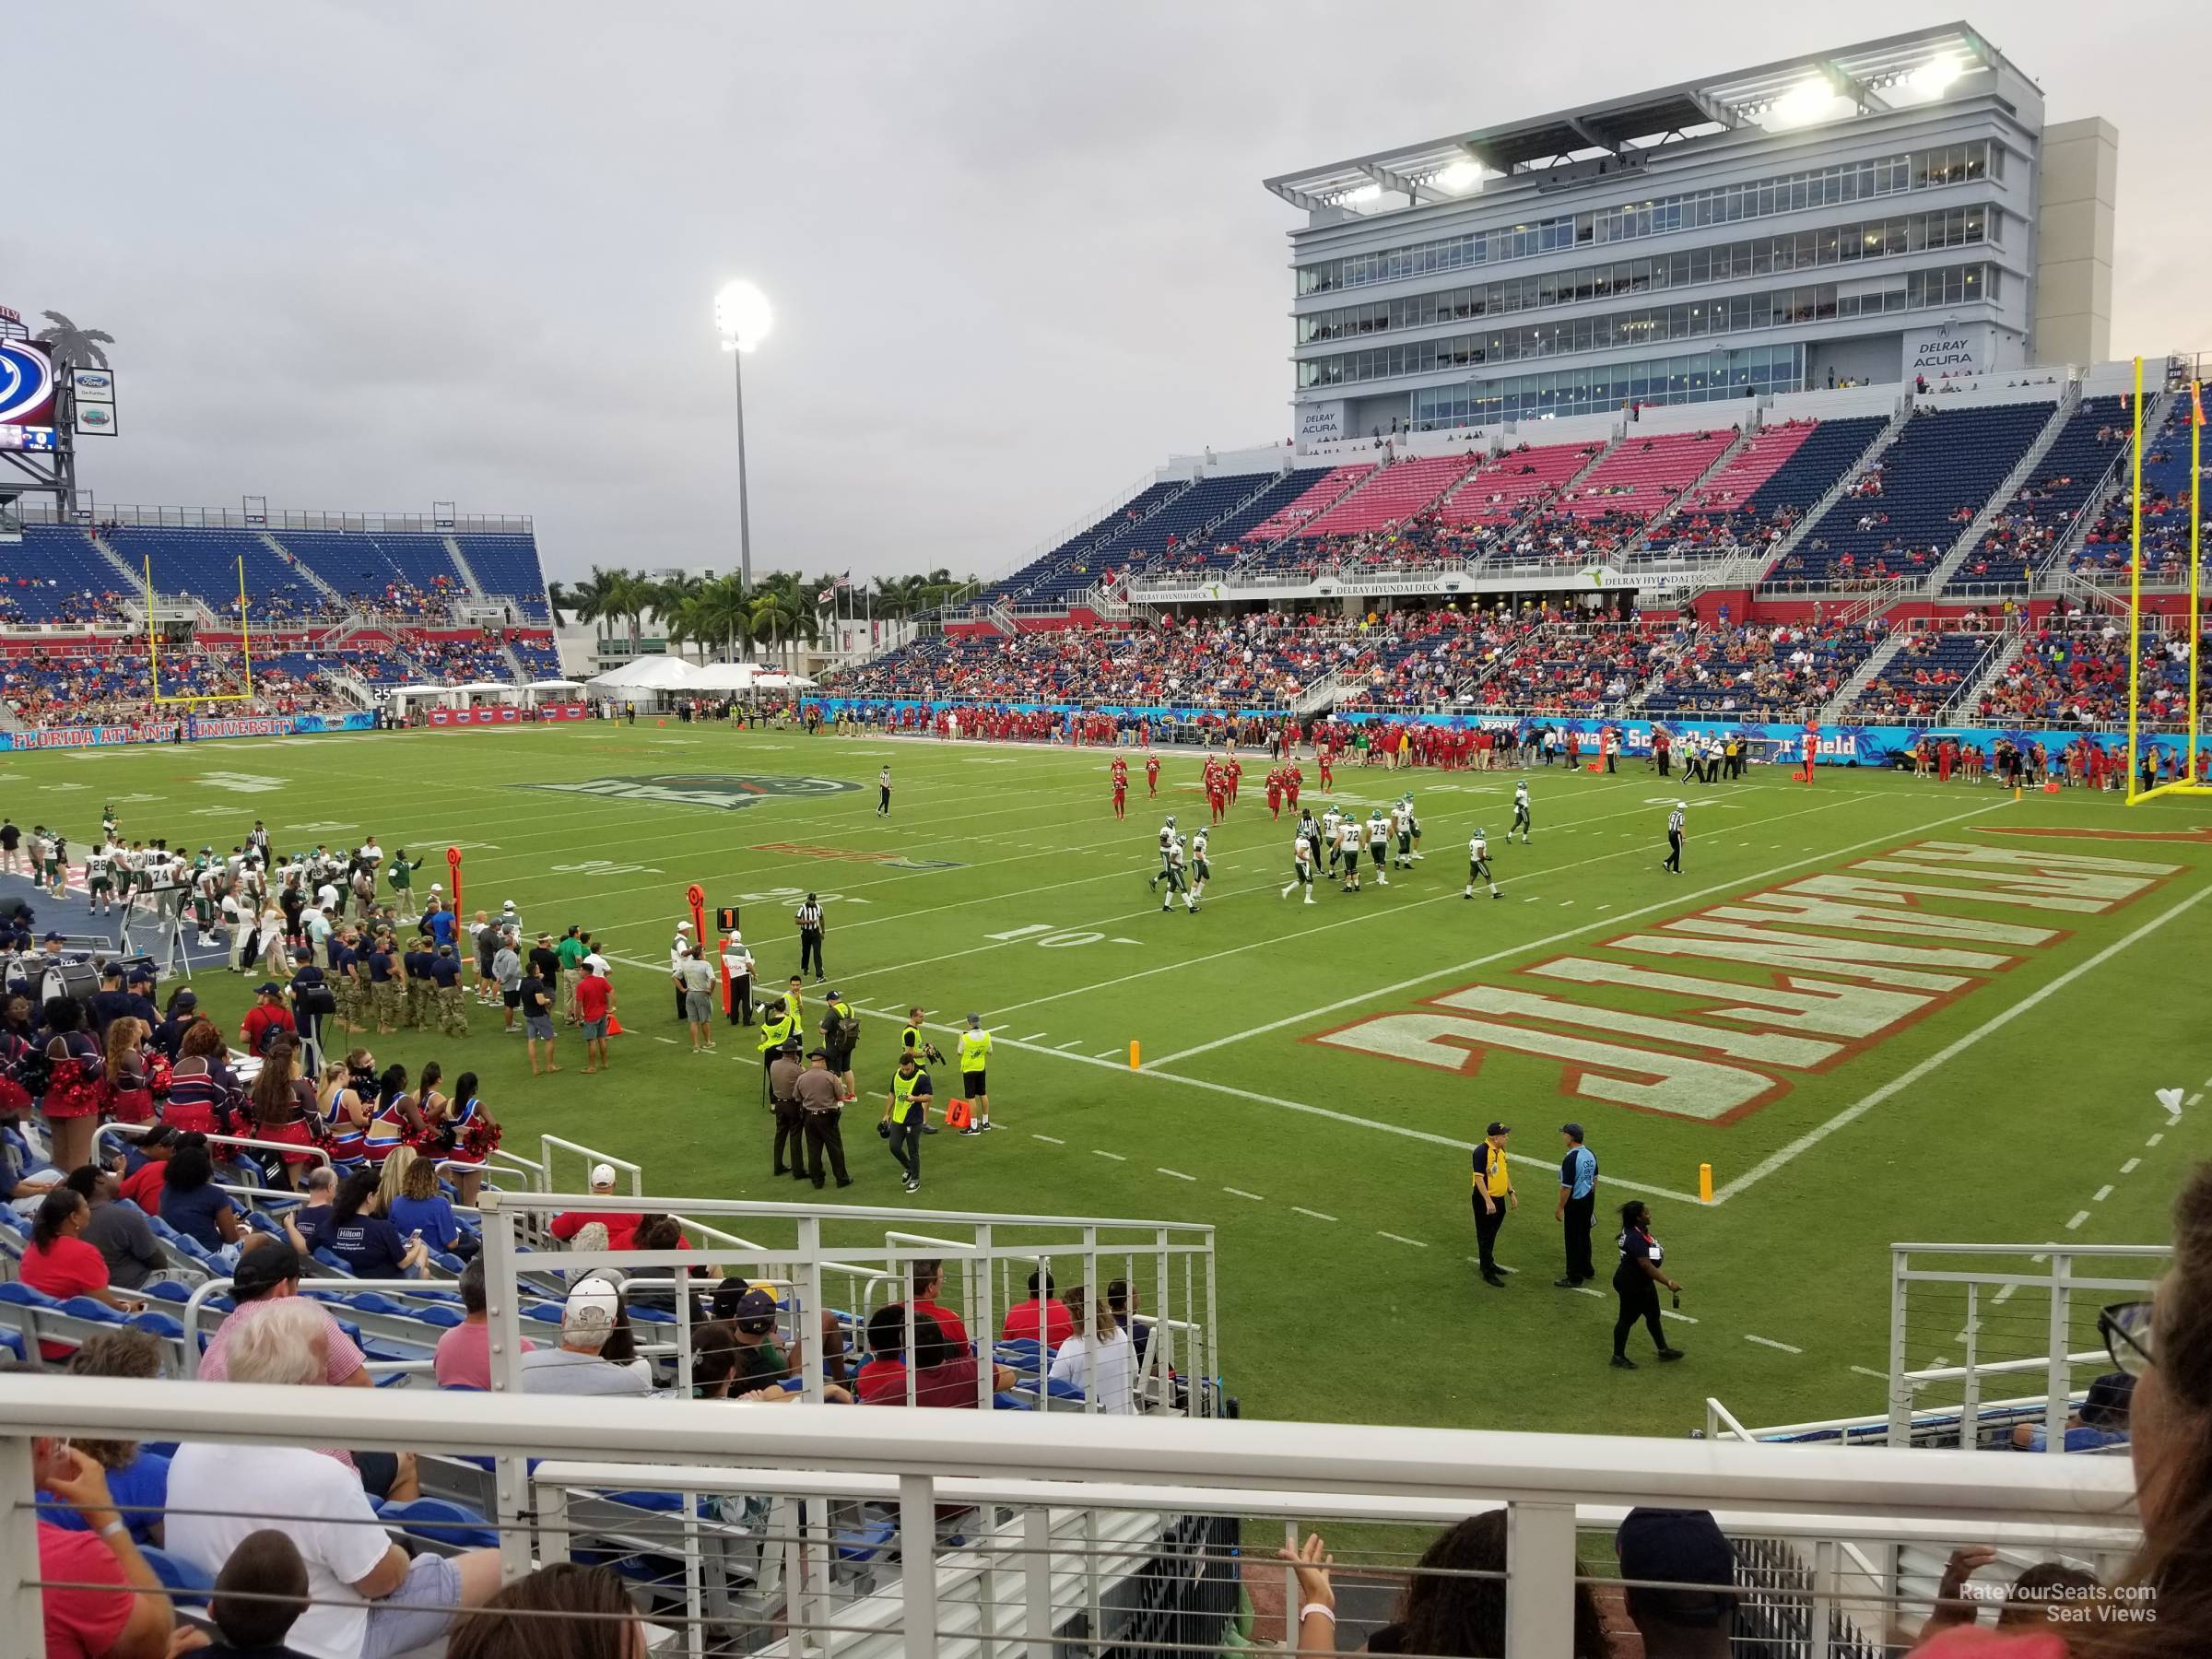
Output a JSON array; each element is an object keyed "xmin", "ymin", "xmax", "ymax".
[{"xmin": 1273, "ymin": 24, "xmax": 2114, "ymax": 441}]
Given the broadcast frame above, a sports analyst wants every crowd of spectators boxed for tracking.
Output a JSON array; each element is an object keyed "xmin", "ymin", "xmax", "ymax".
[
  {"xmin": 1977, "ymin": 617, "xmax": 2207, "ymax": 729},
  {"xmin": 1641, "ymin": 618, "xmax": 1886, "ymax": 718},
  {"xmin": 0, "ymin": 645, "xmax": 357, "ymax": 725}
]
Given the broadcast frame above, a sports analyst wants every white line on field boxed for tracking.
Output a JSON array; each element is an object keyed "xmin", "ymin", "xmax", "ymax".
[
  {"xmin": 2148, "ymin": 1133, "xmax": 2165, "ymax": 1147},
  {"xmin": 1092, "ymin": 1149, "xmax": 1126, "ymax": 1162},
  {"xmin": 1992, "ymin": 1283, "xmax": 2018, "ymax": 1304},
  {"xmin": 1376, "ymin": 1230, "xmax": 1428, "ymax": 1248},
  {"xmin": 1053, "ymin": 1040, "xmax": 1083, "ymax": 1051},
  {"xmin": 1223, "ymin": 1186, "xmax": 1265, "ymax": 1202},
  {"xmin": 1745, "ymin": 1335, "xmax": 1803, "ymax": 1354},
  {"xmin": 2093, "ymin": 1184, "xmax": 2114, "ymax": 1203},
  {"xmin": 1851, "ymin": 1365, "xmax": 1890, "ymax": 1382},
  {"xmin": 1018, "ymin": 1031, "xmax": 1048, "ymax": 1042},
  {"xmin": 1290, "ymin": 1206, "xmax": 1337, "ymax": 1222},
  {"xmin": 1714, "ymin": 878, "xmax": 2212, "ymax": 1204},
  {"xmin": 1663, "ymin": 1309, "xmax": 1698, "ymax": 1324},
  {"xmin": 1092, "ymin": 1050, "xmax": 1123, "ymax": 1061},
  {"xmin": 2065, "ymin": 1210, "xmax": 2090, "ymax": 1230},
  {"xmin": 2123, "ymin": 1159, "xmax": 2142, "ymax": 1174},
  {"xmin": 1156, "ymin": 1168, "xmax": 1195, "ymax": 1182},
  {"xmin": 653, "ymin": 1036, "xmax": 677, "ymax": 1045},
  {"xmin": 1031, "ymin": 1134, "xmax": 1064, "ymax": 1146},
  {"xmin": 1576, "ymin": 1286, "xmax": 1606, "ymax": 1299}
]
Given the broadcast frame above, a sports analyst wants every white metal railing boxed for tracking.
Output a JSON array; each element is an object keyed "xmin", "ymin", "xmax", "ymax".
[{"xmin": 0, "ymin": 1375, "xmax": 2141, "ymax": 1659}]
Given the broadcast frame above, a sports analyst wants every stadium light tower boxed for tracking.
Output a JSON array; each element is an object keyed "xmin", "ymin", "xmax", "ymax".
[{"xmin": 714, "ymin": 279, "xmax": 773, "ymax": 593}]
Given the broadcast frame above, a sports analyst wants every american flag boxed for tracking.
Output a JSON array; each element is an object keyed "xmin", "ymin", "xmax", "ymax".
[{"xmin": 817, "ymin": 571, "xmax": 853, "ymax": 603}]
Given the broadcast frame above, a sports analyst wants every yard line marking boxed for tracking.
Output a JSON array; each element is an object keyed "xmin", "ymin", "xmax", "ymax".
[
  {"xmin": 1575, "ymin": 1286, "xmax": 1606, "ymax": 1299},
  {"xmin": 1031, "ymin": 1134, "xmax": 1065, "ymax": 1145},
  {"xmin": 2122, "ymin": 1157, "xmax": 2140, "ymax": 1174},
  {"xmin": 1714, "ymin": 878, "xmax": 2212, "ymax": 1205},
  {"xmin": 1018, "ymin": 1031, "xmax": 1049, "ymax": 1042},
  {"xmin": 1992, "ymin": 1283, "xmax": 2018, "ymax": 1304},
  {"xmin": 1662, "ymin": 1309, "xmax": 1698, "ymax": 1324},
  {"xmin": 2093, "ymin": 1184, "xmax": 2114, "ymax": 1203},
  {"xmin": 653, "ymin": 1036, "xmax": 677, "ymax": 1045},
  {"xmin": 1092, "ymin": 1149, "xmax": 1127, "ymax": 1162},
  {"xmin": 1851, "ymin": 1365, "xmax": 1890, "ymax": 1382},
  {"xmin": 1376, "ymin": 1230, "xmax": 1429, "ymax": 1248},
  {"xmin": 1092, "ymin": 1049, "xmax": 1123, "ymax": 1061},
  {"xmin": 1559, "ymin": 899, "xmax": 1573, "ymax": 906},
  {"xmin": 2147, "ymin": 1134, "xmax": 2164, "ymax": 1147},
  {"xmin": 1150, "ymin": 794, "xmax": 1975, "ymax": 1072},
  {"xmin": 2065, "ymin": 1210, "xmax": 2090, "ymax": 1230},
  {"xmin": 1053, "ymin": 1040, "xmax": 1084, "ymax": 1051},
  {"xmin": 1156, "ymin": 1167, "xmax": 1195, "ymax": 1182},
  {"xmin": 1222, "ymin": 1186, "xmax": 1265, "ymax": 1202},
  {"xmin": 1746, "ymin": 1335, "xmax": 1803, "ymax": 1354},
  {"xmin": 1290, "ymin": 1206, "xmax": 1337, "ymax": 1222}
]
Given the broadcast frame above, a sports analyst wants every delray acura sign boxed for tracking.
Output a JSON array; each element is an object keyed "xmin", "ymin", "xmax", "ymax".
[{"xmin": 1908, "ymin": 326, "xmax": 1982, "ymax": 377}]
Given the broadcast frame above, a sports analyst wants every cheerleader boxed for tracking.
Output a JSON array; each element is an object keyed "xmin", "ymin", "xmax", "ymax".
[
  {"xmin": 436, "ymin": 1070, "xmax": 500, "ymax": 1206},
  {"xmin": 39, "ymin": 998, "xmax": 104, "ymax": 1173},
  {"xmin": 162, "ymin": 1024, "xmax": 242, "ymax": 1136},
  {"xmin": 100, "ymin": 1019, "xmax": 156, "ymax": 1128},
  {"xmin": 363, "ymin": 1064, "xmax": 421, "ymax": 1168},
  {"xmin": 319, "ymin": 1055, "xmax": 375, "ymax": 1175},
  {"xmin": 244, "ymin": 1036, "xmax": 318, "ymax": 1193}
]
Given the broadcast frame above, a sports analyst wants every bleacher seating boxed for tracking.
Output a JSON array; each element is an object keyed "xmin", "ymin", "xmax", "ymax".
[
  {"xmin": 1644, "ymin": 417, "xmax": 1888, "ymax": 561},
  {"xmin": 1294, "ymin": 453, "xmax": 1477, "ymax": 538},
  {"xmin": 1778, "ymin": 402, "xmax": 2054, "ymax": 587},
  {"xmin": 1239, "ymin": 465, "xmax": 1373, "ymax": 543},
  {"xmin": 2076, "ymin": 397, "xmax": 2195, "ymax": 581},
  {"xmin": 1980, "ymin": 621, "xmax": 2209, "ymax": 728},
  {"xmin": 1435, "ymin": 440, "xmax": 1605, "ymax": 529},
  {"xmin": 1841, "ymin": 629, "xmax": 2004, "ymax": 723},
  {"xmin": 510, "ymin": 632, "xmax": 562, "ymax": 678},
  {"xmin": 1947, "ymin": 396, "xmax": 2129, "ymax": 591},
  {"xmin": 278, "ymin": 531, "xmax": 471, "ymax": 615},
  {"xmin": 1466, "ymin": 621, "xmax": 1671, "ymax": 713},
  {"xmin": 1093, "ymin": 472, "xmax": 1277, "ymax": 577},
  {"xmin": 982, "ymin": 481, "xmax": 1189, "ymax": 608},
  {"xmin": 453, "ymin": 533, "xmax": 554, "ymax": 621},
  {"xmin": 1641, "ymin": 619, "xmax": 1886, "ymax": 718},
  {"xmin": 0, "ymin": 527, "xmax": 136, "ymax": 625},
  {"xmin": 104, "ymin": 527, "xmax": 334, "ymax": 623}
]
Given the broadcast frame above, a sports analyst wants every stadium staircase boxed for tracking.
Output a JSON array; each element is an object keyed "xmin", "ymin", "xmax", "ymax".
[
  {"xmin": 1755, "ymin": 401, "xmax": 1913, "ymax": 584},
  {"xmin": 1818, "ymin": 631, "xmax": 1914, "ymax": 724},
  {"xmin": 2043, "ymin": 389, "xmax": 2173, "ymax": 580},
  {"xmin": 87, "ymin": 530, "xmax": 145, "ymax": 593},
  {"xmin": 1292, "ymin": 665, "xmax": 1364, "ymax": 714},
  {"xmin": 1920, "ymin": 385, "xmax": 2080, "ymax": 591},
  {"xmin": 1950, "ymin": 627, "xmax": 2030, "ymax": 716},
  {"xmin": 1469, "ymin": 433, "xmax": 1625, "ymax": 570},
  {"xmin": 257, "ymin": 531, "xmax": 346, "ymax": 608},
  {"xmin": 499, "ymin": 639, "xmax": 529, "ymax": 681},
  {"xmin": 441, "ymin": 534, "xmax": 489, "ymax": 598},
  {"xmin": 1623, "ymin": 422, "xmax": 1759, "ymax": 552}
]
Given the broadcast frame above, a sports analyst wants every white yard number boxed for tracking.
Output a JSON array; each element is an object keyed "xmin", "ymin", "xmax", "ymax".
[
  {"xmin": 732, "ymin": 886, "xmax": 869, "ymax": 907},
  {"xmin": 198, "ymin": 772, "xmax": 286, "ymax": 794},
  {"xmin": 552, "ymin": 860, "xmax": 665, "ymax": 877},
  {"xmin": 986, "ymin": 924, "xmax": 1135, "ymax": 948}
]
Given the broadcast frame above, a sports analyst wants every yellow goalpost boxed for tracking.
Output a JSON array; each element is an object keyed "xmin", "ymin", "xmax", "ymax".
[
  {"xmin": 146, "ymin": 553, "xmax": 256, "ymax": 705},
  {"xmin": 2125, "ymin": 356, "xmax": 2208, "ymax": 803}
]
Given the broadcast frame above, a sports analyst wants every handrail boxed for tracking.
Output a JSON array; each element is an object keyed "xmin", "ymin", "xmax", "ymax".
[
  {"xmin": 539, "ymin": 1135, "xmax": 641, "ymax": 1197},
  {"xmin": 95, "ymin": 1121, "xmax": 333, "ymax": 1174},
  {"xmin": 481, "ymin": 1188, "xmax": 1215, "ymax": 1236}
]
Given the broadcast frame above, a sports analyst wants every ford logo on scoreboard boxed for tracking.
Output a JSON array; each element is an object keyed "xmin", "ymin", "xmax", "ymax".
[{"xmin": 0, "ymin": 339, "xmax": 56, "ymax": 427}]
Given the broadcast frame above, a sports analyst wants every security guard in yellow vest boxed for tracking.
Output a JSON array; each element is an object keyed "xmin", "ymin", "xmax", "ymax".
[
  {"xmin": 957, "ymin": 1013, "xmax": 994, "ymax": 1136},
  {"xmin": 757, "ymin": 997, "xmax": 797, "ymax": 1101},
  {"xmin": 1472, "ymin": 1121, "xmax": 1516, "ymax": 1288},
  {"xmin": 900, "ymin": 1006, "xmax": 946, "ymax": 1068},
  {"xmin": 882, "ymin": 1052, "xmax": 932, "ymax": 1194}
]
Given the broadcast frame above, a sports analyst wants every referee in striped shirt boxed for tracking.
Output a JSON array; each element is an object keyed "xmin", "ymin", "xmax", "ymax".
[
  {"xmin": 1661, "ymin": 801, "xmax": 1686, "ymax": 875},
  {"xmin": 794, "ymin": 893, "xmax": 826, "ymax": 982}
]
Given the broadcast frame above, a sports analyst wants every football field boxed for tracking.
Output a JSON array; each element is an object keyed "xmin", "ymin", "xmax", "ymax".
[{"xmin": 9, "ymin": 722, "xmax": 2212, "ymax": 1436}]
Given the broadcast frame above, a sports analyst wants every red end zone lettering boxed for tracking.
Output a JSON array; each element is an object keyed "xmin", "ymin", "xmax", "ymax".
[{"xmin": 1311, "ymin": 839, "xmax": 2182, "ymax": 1125}]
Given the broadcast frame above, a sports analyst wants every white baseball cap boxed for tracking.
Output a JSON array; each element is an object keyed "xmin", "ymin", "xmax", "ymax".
[
  {"xmin": 588, "ymin": 1162, "xmax": 617, "ymax": 1188},
  {"xmin": 677, "ymin": 921, "xmax": 692, "ymax": 932},
  {"xmin": 501, "ymin": 900, "xmax": 517, "ymax": 912},
  {"xmin": 561, "ymin": 1276, "xmax": 621, "ymax": 1342}
]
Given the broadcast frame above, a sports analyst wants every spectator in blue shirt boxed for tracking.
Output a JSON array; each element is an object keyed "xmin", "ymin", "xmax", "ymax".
[
  {"xmin": 1554, "ymin": 1124, "xmax": 1599, "ymax": 1288},
  {"xmin": 388, "ymin": 1155, "xmax": 471, "ymax": 1259}
]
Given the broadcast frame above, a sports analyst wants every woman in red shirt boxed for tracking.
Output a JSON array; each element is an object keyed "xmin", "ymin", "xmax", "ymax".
[{"xmin": 20, "ymin": 1189, "xmax": 146, "ymax": 1358}]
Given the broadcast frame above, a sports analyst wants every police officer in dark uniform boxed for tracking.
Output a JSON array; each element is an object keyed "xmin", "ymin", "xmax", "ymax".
[
  {"xmin": 768, "ymin": 1038, "xmax": 806, "ymax": 1182},
  {"xmin": 796, "ymin": 1048, "xmax": 851, "ymax": 1188}
]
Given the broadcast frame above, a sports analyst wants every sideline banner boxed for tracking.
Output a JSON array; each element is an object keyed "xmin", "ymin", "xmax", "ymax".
[
  {"xmin": 0, "ymin": 711, "xmax": 375, "ymax": 750},
  {"xmin": 422, "ymin": 703, "xmax": 584, "ymax": 727},
  {"xmin": 816, "ymin": 698, "xmax": 2193, "ymax": 770}
]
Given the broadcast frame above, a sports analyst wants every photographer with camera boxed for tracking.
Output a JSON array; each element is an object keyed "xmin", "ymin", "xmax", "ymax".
[{"xmin": 285, "ymin": 948, "xmax": 339, "ymax": 1072}]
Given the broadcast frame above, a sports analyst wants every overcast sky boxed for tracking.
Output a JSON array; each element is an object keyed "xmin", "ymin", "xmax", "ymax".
[{"xmin": 7, "ymin": 1, "xmax": 2207, "ymax": 587}]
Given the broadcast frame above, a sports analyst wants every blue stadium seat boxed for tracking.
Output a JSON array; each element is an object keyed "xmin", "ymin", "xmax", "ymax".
[{"xmin": 377, "ymin": 1496, "xmax": 500, "ymax": 1550}]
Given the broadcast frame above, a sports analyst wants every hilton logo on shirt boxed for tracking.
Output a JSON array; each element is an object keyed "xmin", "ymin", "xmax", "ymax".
[{"xmin": 522, "ymin": 773, "xmax": 862, "ymax": 811}]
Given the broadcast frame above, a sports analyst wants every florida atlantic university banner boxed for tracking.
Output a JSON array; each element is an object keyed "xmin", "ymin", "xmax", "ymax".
[{"xmin": 0, "ymin": 712, "xmax": 376, "ymax": 750}]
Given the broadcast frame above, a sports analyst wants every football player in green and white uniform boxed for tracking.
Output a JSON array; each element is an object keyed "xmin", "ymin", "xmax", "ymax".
[
  {"xmin": 1402, "ymin": 792, "xmax": 1424, "ymax": 861},
  {"xmin": 1465, "ymin": 828, "xmax": 1501, "ymax": 900},
  {"xmin": 1391, "ymin": 797, "xmax": 1415, "ymax": 868},
  {"xmin": 1280, "ymin": 827, "xmax": 1315, "ymax": 904},
  {"xmin": 1159, "ymin": 834, "xmax": 1194, "ymax": 913},
  {"xmin": 1365, "ymin": 809, "xmax": 1391, "ymax": 886},
  {"xmin": 1148, "ymin": 815, "xmax": 1178, "ymax": 893},
  {"xmin": 1337, "ymin": 813, "xmax": 1363, "ymax": 892},
  {"xmin": 84, "ymin": 844, "xmax": 116, "ymax": 916},
  {"xmin": 1510, "ymin": 781, "xmax": 1533, "ymax": 843},
  {"xmin": 1320, "ymin": 806, "xmax": 1344, "ymax": 877},
  {"xmin": 1188, "ymin": 826, "xmax": 1212, "ymax": 910},
  {"xmin": 100, "ymin": 803, "xmax": 119, "ymax": 841}
]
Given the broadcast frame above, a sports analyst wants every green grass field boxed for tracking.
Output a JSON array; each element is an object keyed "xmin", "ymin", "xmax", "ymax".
[{"xmin": 10, "ymin": 723, "xmax": 2211, "ymax": 1436}]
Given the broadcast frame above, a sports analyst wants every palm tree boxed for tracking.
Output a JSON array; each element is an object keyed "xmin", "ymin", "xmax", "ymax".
[
  {"xmin": 33, "ymin": 312, "xmax": 115, "ymax": 371},
  {"xmin": 668, "ymin": 575, "xmax": 752, "ymax": 663},
  {"xmin": 547, "ymin": 580, "xmax": 576, "ymax": 624},
  {"xmin": 748, "ymin": 588, "xmax": 801, "ymax": 672}
]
